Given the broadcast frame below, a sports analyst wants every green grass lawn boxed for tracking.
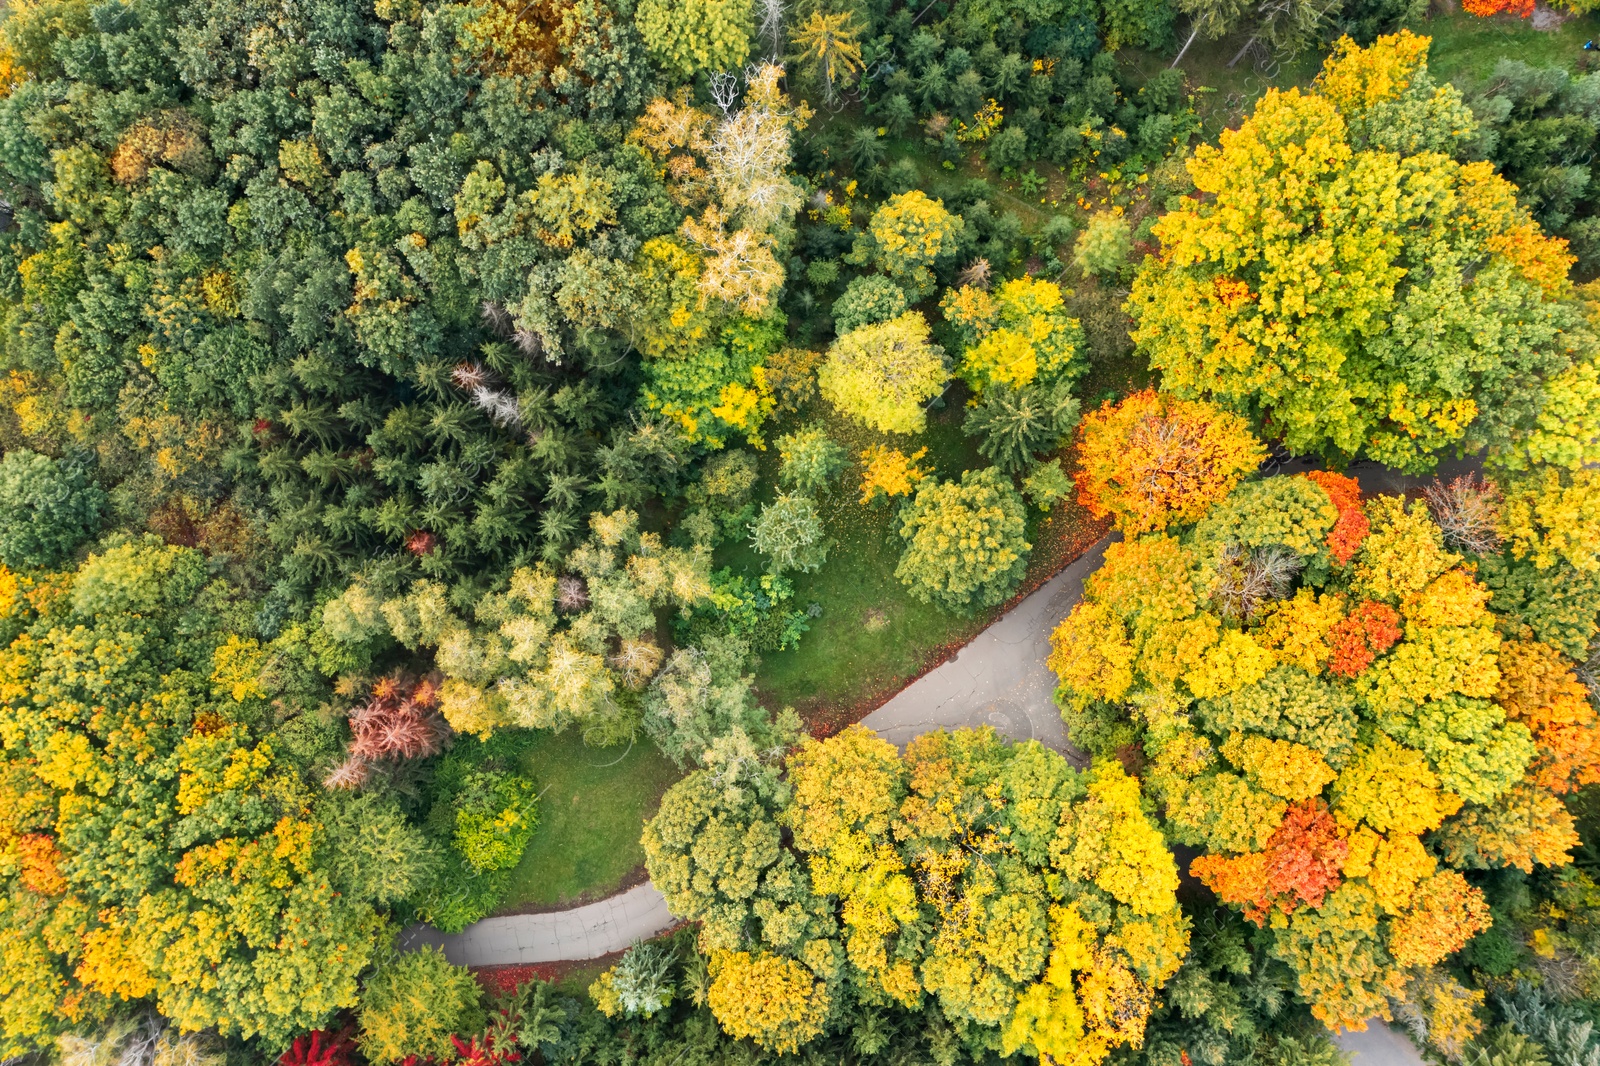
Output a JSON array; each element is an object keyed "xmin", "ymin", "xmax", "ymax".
[
  {"xmin": 1118, "ymin": 10, "xmax": 1600, "ymax": 136},
  {"xmin": 732, "ymin": 388, "xmax": 1105, "ymax": 726},
  {"xmin": 1408, "ymin": 9, "xmax": 1600, "ymax": 85},
  {"xmin": 499, "ymin": 730, "xmax": 684, "ymax": 910}
]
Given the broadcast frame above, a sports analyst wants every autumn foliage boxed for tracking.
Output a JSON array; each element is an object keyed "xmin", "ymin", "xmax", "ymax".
[
  {"xmin": 1051, "ymin": 452, "xmax": 1585, "ymax": 1031},
  {"xmin": 1075, "ymin": 390, "xmax": 1266, "ymax": 535},
  {"xmin": 644, "ymin": 725, "xmax": 1186, "ymax": 1061}
]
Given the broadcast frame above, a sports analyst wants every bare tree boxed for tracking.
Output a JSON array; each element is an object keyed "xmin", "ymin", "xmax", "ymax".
[
  {"xmin": 708, "ymin": 70, "xmax": 741, "ymax": 116},
  {"xmin": 1211, "ymin": 543, "xmax": 1303, "ymax": 621},
  {"xmin": 1424, "ymin": 474, "xmax": 1503, "ymax": 555},
  {"xmin": 1226, "ymin": 0, "xmax": 1342, "ymax": 68},
  {"xmin": 757, "ymin": 0, "xmax": 785, "ymax": 59}
]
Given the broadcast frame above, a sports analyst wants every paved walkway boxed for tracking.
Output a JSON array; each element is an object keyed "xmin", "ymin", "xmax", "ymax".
[
  {"xmin": 858, "ymin": 538, "xmax": 1109, "ymax": 760},
  {"xmin": 398, "ymin": 882, "xmax": 674, "ymax": 966},
  {"xmin": 1334, "ymin": 1021, "xmax": 1428, "ymax": 1065}
]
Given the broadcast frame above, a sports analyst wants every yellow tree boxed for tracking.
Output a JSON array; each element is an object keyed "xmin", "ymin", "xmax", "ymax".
[
  {"xmin": 818, "ymin": 312, "xmax": 949, "ymax": 434},
  {"xmin": 791, "ymin": 10, "xmax": 864, "ymax": 106},
  {"xmin": 1126, "ymin": 32, "xmax": 1578, "ymax": 473}
]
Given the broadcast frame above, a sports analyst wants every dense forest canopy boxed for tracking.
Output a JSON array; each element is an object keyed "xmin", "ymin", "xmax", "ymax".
[{"xmin": 0, "ymin": 0, "xmax": 1597, "ymax": 1059}]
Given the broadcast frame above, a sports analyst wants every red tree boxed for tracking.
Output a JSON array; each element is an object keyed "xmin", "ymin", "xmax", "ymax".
[{"xmin": 324, "ymin": 674, "xmax": 451, "ymax": 789}]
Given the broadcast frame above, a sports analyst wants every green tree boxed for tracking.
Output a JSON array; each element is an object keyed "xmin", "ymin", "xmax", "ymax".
[
  {"xmin": 357, "ymin": 947, "xmax": 486, "ymax": 1063},
  {"xmin": 317, "ymin": 793, "xmax": 441, "ymax": 907},
  {"xmin": 1073, "ymin": 212, "xmax": 1134, "ymax": 279},
  {"xmin": 776, "ymin": 423, "xmax": 847, "ymax": 492},
  {"xmin": 831, "ymin": 274, "xmax": 908, "ymax": 333},
  {"xmin": 963, "ymin": 379, "xmax": 1081, "ymax": 475},
  {"xmin": 751, "ymin": 493, "xmax": 830, "ymax": 573},
  {"xmin": 635, "ymin": 0, "xmax": 753, "ymax": 78},
  {"xmin": 641, "ymin": 636, "xmax": 800, "ymax": 766},
  {"xmin": 1127, "ymin": 32, "xmax": 1578, "ymax": 472},
  {"xmin": 850, "ymin": 191, "xmax": 965, "ymax": 298},
  {"xmin": 896, "ymin": 467, "xmax": 1031, "ymax": 613},
  {"xmin": 0, "ymin": 450, "xmax": 104, "ymax": 569}
]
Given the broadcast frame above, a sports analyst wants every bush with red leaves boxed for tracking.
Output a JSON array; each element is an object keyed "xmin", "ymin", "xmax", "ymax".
[
  {"xmin": 324, "ymin": 674, "xmax": 451, "ymax": 789},
  {"xmin": 1305, "ymin": 471, "xmax": 1369, "ymax": 564},
  {"xmin": 1326, "ymin": 601, "xmax": 1403, "ymax": 678},
  {"xmin": 1192, "ymin": 800, "xmax": 1349, "ymax": 925},
  {"xmin": 279, "ymin": 1028, "xmax": 357, "ymax": 1066}
]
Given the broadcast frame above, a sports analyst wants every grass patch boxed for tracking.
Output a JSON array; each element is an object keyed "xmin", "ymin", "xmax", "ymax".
[
  {"xmin": 733, "ymin": 387, "xmax": 1105, "ymax": 725},
  {"xmin": 1408, "ymin": 9, "xmax": 1600, "ymax": 84},
  {"xmin": 499, "ymin": 730, "xmax": 683, "ymax": 910}
]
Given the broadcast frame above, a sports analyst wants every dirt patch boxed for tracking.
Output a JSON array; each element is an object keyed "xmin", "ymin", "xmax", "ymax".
[{"xmin": 1532, "ymin": 3, "xmax": 1566, "ymax": 30}]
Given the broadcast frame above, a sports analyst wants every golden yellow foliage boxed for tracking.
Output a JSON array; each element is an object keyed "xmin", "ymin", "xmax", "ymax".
[
  {"xmin": 858, "ymin": 445, "xmax": 929, "ymax": 504},
  {"xmin": 707, "ymin": 951, "xmax": 830, "ymax": 1054},
  {"xmin": 1331, "ymin": 736, "xmax": 1462, "ymax": 835},
  {"xmin": 1220, "ymin": 734, "xmax": 1336, "ymax": 802}
]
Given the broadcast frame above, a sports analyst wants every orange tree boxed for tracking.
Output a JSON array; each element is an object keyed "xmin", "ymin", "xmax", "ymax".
[
  {"xmin": 1049, "ymin": 463, "xmax": 1596, "ymax": 1045},
  {"xmin": 1075, "ymin": 390, "xmax": 1265, "ymax": 537},
  {"xmin": 1126, "ymin": 32, "xmax": 1582, "ymax": 473},
  {"xmin": 641, "ymin": 725, "xmax": 1186, "ymax": 1061}
]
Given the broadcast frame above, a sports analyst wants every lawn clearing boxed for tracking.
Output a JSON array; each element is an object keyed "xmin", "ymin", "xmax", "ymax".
[
  {"xmin": 1409, "ymin": 8, "xmax": 1600, "ymax": 85},
  {"xmin": 500, "ymin": 729, "xmax": 684, "ymax": 911},
  {"xmin": 737, "ymin": 387, "xmax": 1106, "ymax": 726}
]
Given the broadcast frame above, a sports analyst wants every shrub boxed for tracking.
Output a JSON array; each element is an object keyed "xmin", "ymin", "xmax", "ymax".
[
  {"xmin": 452, "ymin": 770, "xmax": 539, "ymax": 872},
  {"xmin": 858, "ymin": 445, "xmax": 930, "ymax": 504},
  {"xmin": 963, "ymin": 379, "xmax": 1081, "ymax": 474},
  {"xmin": 357, "ymin": 947, "xmax": 485, "ymax": 1063},
  {"xmin": 590, "ymin": 942, "xmax": 677, "ymax": 1018},
  {"xmin": 750, "ymin": 493, "xmax": 829, "ymax": 574},
  {"xmin": 776, "ymin": 423, "xmax": 846, "ymax": 492},
  {"xmin": 896, "ymin": 467, "xmax": 1030, "ymax": 613},
  {"xmin": 818, "ymin": 312, "xmax": 949, "ymax": 435},
  {"xmin": 831, "ymin": 274, "xmax": 908, "ymax": 333},
  {"xmin": 1021, "ymin": 458, "xmax": 1075, "ymax": 511},
  {"xmin": 0, "ymin": 450, "xmax": 105, "ymax": 569}
]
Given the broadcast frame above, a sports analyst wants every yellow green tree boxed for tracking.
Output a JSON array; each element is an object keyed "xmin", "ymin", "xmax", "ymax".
[
  {"xmin": 634, "ymin": 0, "xmax": 752, "ymax": 77},
  {"xmin": 818, "ymin": 312, "xmax": 949, "ymax": 434},
  {"xmin": 1126, "ymin": 32, "xmax": 1580, "ymax": 473},
  {"xmin": 642, "ymin": 726, "xmax": 1187, "ymax": 1062},
  {"xmin": 0, "ymin": 540, "xmax": 383, "ymax": 1056},
  {"xmin": 849, "ymin": 191, "xmax": 965, "ymax": 298},
  {"xmin": 1049, "ymin": 471, "xmax": 1579, "ymax": 1031}
]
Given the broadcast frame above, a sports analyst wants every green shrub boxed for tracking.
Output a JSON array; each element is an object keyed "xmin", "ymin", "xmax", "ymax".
[
  {"xmin": 776, "ymin": 423, "xmax": 847, "ymax": 492},
  {"xmin": 896, "ymin": 467, "xmax": 1030, "ymax": 613},
  {"xmin": 0, "ymin": 449, "xmax": 105, "ymax": 569},
  {"xmin": 831, "ymin": 274, "xmax": 909, "ymax": 333},
  {"xmin": 1022, "ymin": 458, "xmax": 1075, "ymax": 512},
  {"xmin": 452, "ymin": 770, "xmax": 539, "ymax": 872},
  {"xmin": 751, "ymin": 493, "xmax": 829, "ymax": 574},
  {"xmin": 357, "ymin": 947, "xmax": 485, "ymax": 1063},
  {"xmin": 1073, "ymin": 212, "xmax": 1133, "ymax": 279}
]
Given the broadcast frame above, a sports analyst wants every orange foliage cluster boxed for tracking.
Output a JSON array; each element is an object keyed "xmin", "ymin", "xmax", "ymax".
[
  {"xmin": 1388, "ymin": 871, "xmax": 1491, "ymax": 968},
  {"xmin": 1306, "ymin": 471, "xmax": 1370, "ymax": 564},
  {"xmin": 1461, "ymin": 0, "xmax": 1534, "ymax": 22},
  {"xmin": 1327, "ymin": 600, "xmax": 1403, "ymax": 678},
  {"xmin": 1192, "ymin": 801, "xmax": 1348, "ymax": 925},
  {"xmin": 1075, "ymin": 390, "xmax": 1265, "ymax": 536},
  {"xmin": 15, "ymin": 833, "xmax": 67, "ymax": 895},
  {"xmin": 1498, "ymin": 640, "xmax": 1600, "ymax": 794}
]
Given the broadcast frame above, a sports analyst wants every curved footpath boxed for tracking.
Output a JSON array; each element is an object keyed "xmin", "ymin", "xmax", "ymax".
[{"xmin": 402, "ymin": 456, "xmax": 1469, "ymax": 1063}]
